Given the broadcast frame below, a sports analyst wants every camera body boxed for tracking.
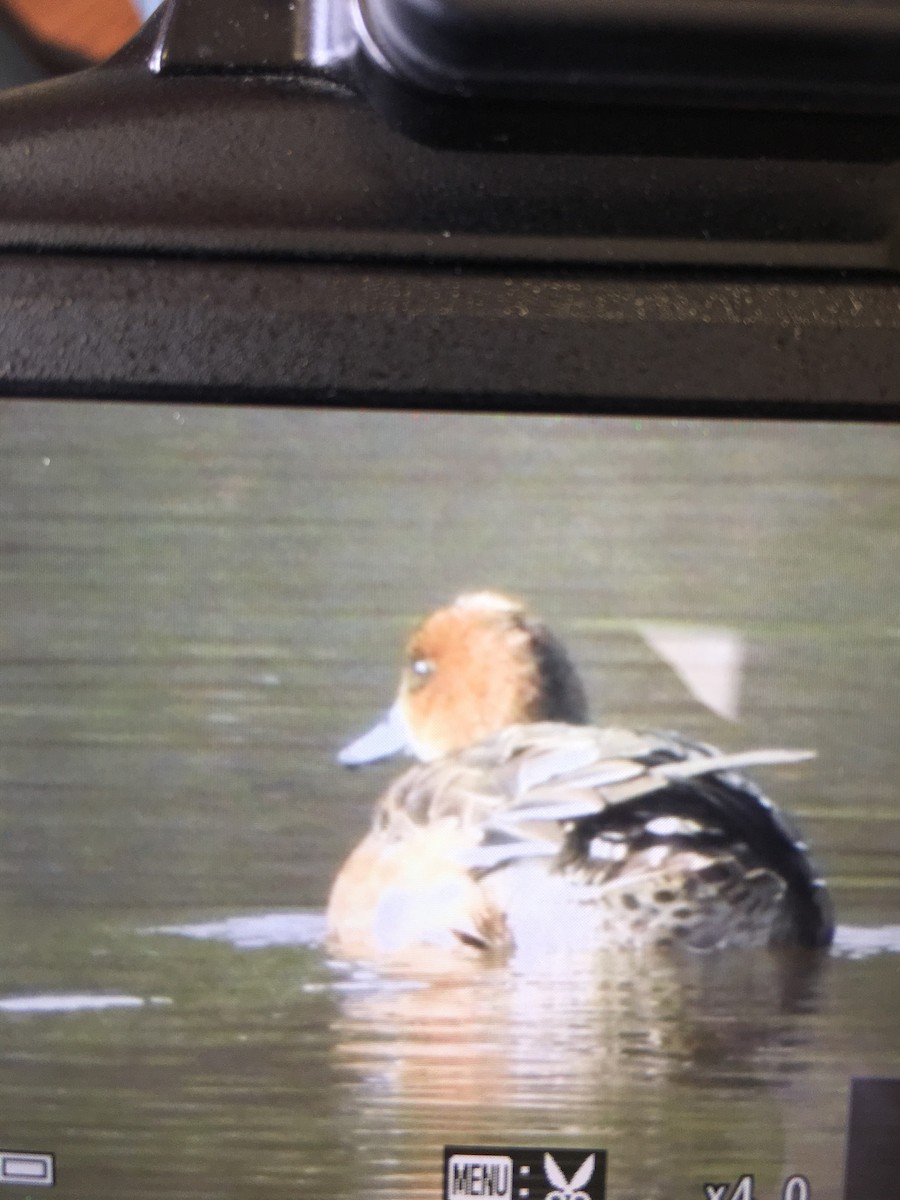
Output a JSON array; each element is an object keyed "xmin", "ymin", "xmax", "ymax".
[
  {"xmin": 0, "ymin": 9, "xmax": 898, "ymax": 1200},
  {"xmin": 0, "ymin": 0, "xmax": 896, "ymax": 410}
]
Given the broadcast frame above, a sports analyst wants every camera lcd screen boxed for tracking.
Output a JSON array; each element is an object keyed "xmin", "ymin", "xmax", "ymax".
[{"xmin": 0, "ymin": 400, "xmax": 897, "ymax": 1200}]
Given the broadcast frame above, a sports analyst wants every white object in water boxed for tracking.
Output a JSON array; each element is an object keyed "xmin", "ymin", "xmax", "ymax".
[{"xmin": 638, "ymin": 623, "xmax": 745, "ymax": 721}]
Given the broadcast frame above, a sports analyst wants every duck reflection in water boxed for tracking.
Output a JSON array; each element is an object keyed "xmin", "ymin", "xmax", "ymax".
[{"xmin": 327, "ymin": 593, "xmax": 833, "ymax": 963}]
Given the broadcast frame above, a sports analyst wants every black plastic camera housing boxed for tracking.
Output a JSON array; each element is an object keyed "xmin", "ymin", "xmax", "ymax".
[{"xmin": 0, "ymin": 0, "xmax": 897, "ymax": 411}]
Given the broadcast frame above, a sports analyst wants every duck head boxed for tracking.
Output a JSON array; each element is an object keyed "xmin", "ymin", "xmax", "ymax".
[{"xmin": 339, "ymin": 592, "xmax": 589, "ymax": 765}]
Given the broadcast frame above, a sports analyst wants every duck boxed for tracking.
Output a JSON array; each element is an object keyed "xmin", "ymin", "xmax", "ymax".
[{"xmin": 326, "ymin": 592, "xmax": 834, "ymax": 959}]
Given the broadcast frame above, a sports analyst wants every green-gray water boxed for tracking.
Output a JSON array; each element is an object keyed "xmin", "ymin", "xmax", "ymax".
[{"xmin": 0, "ymin": 402, "xmax": 897, "ymax": 1200}]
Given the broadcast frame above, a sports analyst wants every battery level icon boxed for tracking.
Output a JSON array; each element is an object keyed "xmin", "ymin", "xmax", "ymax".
[{"xmin": 0, "ymin": 1151, "xmax": 55, "ymax": 1186}]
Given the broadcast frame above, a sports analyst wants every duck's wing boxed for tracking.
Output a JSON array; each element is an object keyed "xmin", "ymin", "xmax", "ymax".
[
  {"xmin": 374, "ymin": 724, "xmax": 832, "ymax": 948},
  {"xmin": 464, "ymin": 725, "xmax": 832, "ymax": 949}
]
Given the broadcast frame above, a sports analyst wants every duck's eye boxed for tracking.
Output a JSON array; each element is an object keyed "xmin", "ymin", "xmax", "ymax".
[{"xmin": 408, "ymin": 658, "xmax": 434, "ymax": 687}]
